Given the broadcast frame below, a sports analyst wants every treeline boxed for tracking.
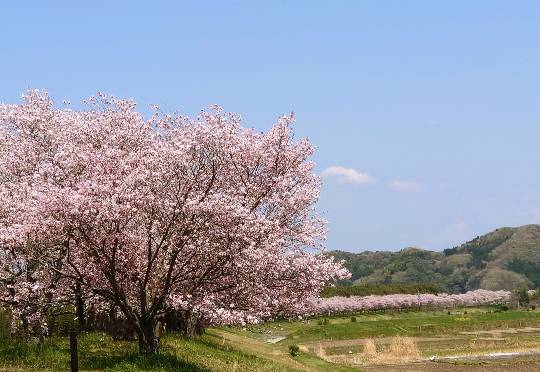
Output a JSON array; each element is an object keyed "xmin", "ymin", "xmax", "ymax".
[
  {"xmin": 320, "ymin": 283, "xmax": 440, "ymax": 298},
  {"xmin": 298, "ymin": 289, "xmax": 511, "ymax": 315}
]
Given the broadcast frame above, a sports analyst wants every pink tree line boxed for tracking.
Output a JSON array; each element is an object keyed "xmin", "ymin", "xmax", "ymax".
[
  {"xmin": 294, "ymin": 289, "xmax": 511, "ymax": 316},
  {"xmin": 0, "ymin": 91, "xmax": 349, "ymax": 353}
]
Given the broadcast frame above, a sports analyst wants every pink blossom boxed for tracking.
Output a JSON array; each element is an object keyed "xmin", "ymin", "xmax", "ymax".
[
  {"xmin": 0, "ymin": 91, "xmax": 349, "ymax": 351},
  {"xmin": 293, "ymin": 289, "xmax": 512, "ymax": 316}
]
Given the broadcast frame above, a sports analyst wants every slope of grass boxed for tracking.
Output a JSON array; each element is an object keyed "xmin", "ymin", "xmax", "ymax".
[{"xmin": 0, "ymin": 330, "xmax": 354, "ymax": 371}]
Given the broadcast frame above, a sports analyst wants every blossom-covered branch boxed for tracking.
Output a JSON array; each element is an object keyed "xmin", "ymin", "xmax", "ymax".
[{"xmin": 0, "ymin": 91, "xmax": 349, "ymax": 353}]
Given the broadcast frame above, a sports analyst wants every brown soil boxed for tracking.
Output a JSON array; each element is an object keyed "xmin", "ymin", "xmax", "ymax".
[
  {"xmin": 460, "ymin": 327, "xmax": 540, "ymax": 336},
  {"xmin": 302, "ymin": 336, "xmax": 464, "ymax": 350},
  {"xmin": 361, "ymin": 356, "xmax": 540, "ymax": 371}
]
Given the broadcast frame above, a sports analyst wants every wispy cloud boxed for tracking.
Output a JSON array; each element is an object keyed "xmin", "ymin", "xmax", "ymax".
[
  {"xmin": 321, "ymin": 166, "xmax": 375, "ymax": 185},
  {"xmin": 389, "ymin": 180, "xmax": 425, "ymax": 192}
]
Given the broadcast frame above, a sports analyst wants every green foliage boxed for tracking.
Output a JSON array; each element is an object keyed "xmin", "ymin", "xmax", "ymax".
[
  {"xmin": 507, "ymin": 259, "xmax": 540, "ymax": 287},
  {"xmin": 494, "ymin": 304, "xmax": 509, "ymax": 312},
  {"xmin": 0, "ymin": 308, "xmax": 10, "ymax": 339},
  {"xmin": 321, "ymin": 283, "xmax": 440, "ymax": 298},
  {"xmin": 288, "ymin": 344, "xmax": 300, "ymax": 357},
  {"xmin": 350, "ymin": 316, "xmax": 357, "ymax": 322},
  {"xmin": 331, "ymin": 225, "xmax": 540, "ymax": 293},
  {"xmin": 466, "ymin": 237, "xmax": 504, "ymax": 268},
  {"xmin": 514, "ymin": 287, "xmax": 530, "ymax": 307},
  {"xmin": 443, "ymin": 246, "xmax": 459, "ymax": 256},
  {"xmin": 317, "ymin": 318, "xmax": 329, "ymax": 326},
  {"xmin": 330, "ymin": 248, "xmax": 448, "ymax": 290},
  {"xmin": 45, "ymin": 308, "xmax": 79, "ymax": 336}
]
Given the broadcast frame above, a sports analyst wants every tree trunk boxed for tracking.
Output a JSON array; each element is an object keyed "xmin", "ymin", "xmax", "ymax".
[
  {"xmin": 74, "ymin": 283, "xmax": 86, "ymax": 332},
  {"xmin": 137, "ymin": 318, "xmax": 160, "ymax": 354},
  {"xmin": 21, "ymin": 316, "xmax": 29, "ymax": 340},
  {"xmin": 171, "ymin": 310, "xmax": 205, "ymax": 337},
  {"xmin": 69, "ymin": 331, "xmax": 79, "ymax": 372}
]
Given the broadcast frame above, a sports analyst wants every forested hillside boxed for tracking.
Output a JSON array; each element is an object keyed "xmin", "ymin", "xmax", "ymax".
[{"xmin": 331, "ymin": 225, "xmax": 540, "ymax": 293}]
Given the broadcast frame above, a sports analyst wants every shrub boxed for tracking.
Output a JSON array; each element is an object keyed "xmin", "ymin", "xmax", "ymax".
[
  {"xmin": 351, "ymin": 316, "xmax": 357, "ymax": 322},
  {"xmin": 289, "ymin": 344, "xmax": 300, "ymax": 357}
]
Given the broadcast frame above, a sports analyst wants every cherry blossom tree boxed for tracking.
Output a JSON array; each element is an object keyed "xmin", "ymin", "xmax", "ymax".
[
  {"xmin": 294, "ymin": 289, "xmax": 511, "ymax": 316},
  {"xmin": 0, "ymin": 91, "xmax": 349, "ymax": 353}
]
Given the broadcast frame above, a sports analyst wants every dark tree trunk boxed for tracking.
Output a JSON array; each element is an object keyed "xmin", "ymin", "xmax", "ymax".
[
  {"xmin": 69, "ymin": 331, "xmax": 79, "ymax": 372},
  {"xmin": 21, "ymin": 316, "xmax": 29, "ymax": 340},
  {"xmin": 74, "ymin": 283, "xmax": 86, "ymax": 332},
  {"xmin": 137, "ymin": 318, "xmax": 160, "ymax": 354},
  {"xmin": 165, "ymin": 309, "xmax": 206, "ymax": 337}
]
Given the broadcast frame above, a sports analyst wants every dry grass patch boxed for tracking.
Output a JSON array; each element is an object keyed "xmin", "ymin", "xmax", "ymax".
[
  {"xmin": 354, "ymin": 336, "xmax": 420, "ymax": 365},
  {"xmin": 315, "ymin": 343, "xmax": 326, "ymax": 359},
  {"xmin": 363, "ymin": 339, "xmax": 377, "ymax": 358}
]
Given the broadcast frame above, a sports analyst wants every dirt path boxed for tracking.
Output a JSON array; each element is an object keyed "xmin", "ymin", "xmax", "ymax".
[
  {"xmin": 210, "ymin": 329, "xmax": 307, "ymax": 370},
  {"xmin": 301, "ymin": 336, "xmax": 465, "ymax": 350},
  {"xmin": 460, "ymin": 326, "xmax": 540, "ymax": 336},
  {"xmin": 361, "ymin": 358, "xmax": 540, "ymax": 372}
]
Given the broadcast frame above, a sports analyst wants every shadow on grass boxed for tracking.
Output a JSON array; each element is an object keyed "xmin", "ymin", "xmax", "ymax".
[
  {"xmin": 0, "ymin": 339, "xmax": 208, "ymax": 371},
  {"xmin": 80, "ymin": 351, "xmax": 209, "ymax": 371}
]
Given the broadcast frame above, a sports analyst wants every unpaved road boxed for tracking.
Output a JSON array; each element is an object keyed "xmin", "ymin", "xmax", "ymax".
[{"xmin": 361, "ymin": 358, "xmax": 540, "ymax": 371}]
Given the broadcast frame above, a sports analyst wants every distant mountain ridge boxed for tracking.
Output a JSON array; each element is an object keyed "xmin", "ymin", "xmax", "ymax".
[{"xmin": 330, "ymin": 224, "xmax": 540, "ymax": 293}]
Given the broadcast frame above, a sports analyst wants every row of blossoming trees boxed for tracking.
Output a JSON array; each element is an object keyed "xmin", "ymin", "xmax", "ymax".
[
  {"xmin": 294, "ymin": 289, "xmax": 511, "ymax": 316},
  {"xmin": 0, "ymin": 91, "xmax": 349, "ymax": 353}
]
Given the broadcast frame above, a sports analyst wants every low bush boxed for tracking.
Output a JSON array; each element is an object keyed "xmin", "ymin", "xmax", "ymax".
[
  {"xmin": 288, "ymin": 344, "xmax": 300, "ymax": 357},
  {"xmin": 317, "ymin": 318, "xmax": 329, "ymax": 326}
]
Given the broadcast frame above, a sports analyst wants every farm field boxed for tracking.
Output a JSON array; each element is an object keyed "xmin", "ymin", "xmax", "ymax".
[{"xmin": 2, "ymin": 307, "xmax": 540, "ymax": 371}]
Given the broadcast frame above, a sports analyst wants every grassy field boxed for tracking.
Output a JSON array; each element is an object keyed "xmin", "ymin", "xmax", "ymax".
[
  {"xmin": 2, "ymin": 307, "xmax": 540, "ymax": 371},
  {"xmin": 0, "ymin": 329, "xmax": 354, "ymax": 371}
]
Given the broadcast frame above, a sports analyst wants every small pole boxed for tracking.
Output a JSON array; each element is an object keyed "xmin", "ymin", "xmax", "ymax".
[{"xmin": 70, "ymin": 331, "xmax": 78, "ymax": 372}]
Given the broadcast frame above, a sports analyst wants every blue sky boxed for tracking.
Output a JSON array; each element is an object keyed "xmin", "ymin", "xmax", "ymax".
[{"xmin": 2, "ymin": 1, "xmax": 540, "ymax": 252}]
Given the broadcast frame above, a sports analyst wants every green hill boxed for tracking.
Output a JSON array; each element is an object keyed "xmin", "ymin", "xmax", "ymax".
[{"xmin": 330, "ymin": 224, "xmax": 540, "ymax": 293}]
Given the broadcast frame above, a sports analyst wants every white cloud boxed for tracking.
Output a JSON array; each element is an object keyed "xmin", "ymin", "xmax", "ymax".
[
  {"xmin": 321, "ymin": 166, "xmax": 375, "ymax": 185},
  {"xmin": 389, "ymin": 180, "xmax": 425, "ymax": 192}
]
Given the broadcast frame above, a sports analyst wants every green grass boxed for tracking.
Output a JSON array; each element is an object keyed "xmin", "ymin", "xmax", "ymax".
[
  {"xmin": 241, "ymin": 308, "xmax": 540, "ymax": 343},
  {"xmin": 2, "ymin": 307, "xmax": 540, "ymax": 371},
  {"xmin": 0, "ymin": 330, "xmax": 354, "ymax": 371},
  {"xmin": 0, "ymin": 333, "xmax": 204, "ymax": 371}
]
